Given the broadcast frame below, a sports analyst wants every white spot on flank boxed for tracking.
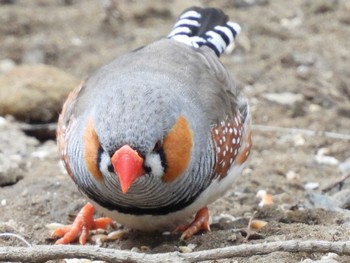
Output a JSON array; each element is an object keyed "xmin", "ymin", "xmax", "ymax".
[
  {"xmin": 233, "ymin": 128, "xmax": 237, "ymax": 135},
  {"xmin": 229, "ymin": 128, "xmax": 233, "ymax": 134},
  {"xmin": 219, "ymin": 139, "xmax": 223, "ymax": 145},
  {"xmin": 215, "ymin": 129, "xmax": 219, "ymax": 135},
  {"xmin": 232, "ymin": 138, "xmax": 236, "ymax": 144},
  {"xmin": 217, "ymin": 147, "xmax": 221, "ymax": 153},
  {"xmin": 223, "ymin": 151, "xmax": 226, "ymax": 157},
  {"xmin": 221, "ymin": 161, "xmax": 226, "ymax": 168},
  {"xmin": 237, "ymin": 137, "xmax": 241, "ymax": 144},
  {"xmin": 223, "ymin": 137, "xmax": 226, "ymax": 142}
]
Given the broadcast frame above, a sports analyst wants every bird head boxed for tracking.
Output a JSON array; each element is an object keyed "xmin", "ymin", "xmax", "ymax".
[{"xmin": 80, "ymin": 85, "xmax": 197, "ymax": 196}]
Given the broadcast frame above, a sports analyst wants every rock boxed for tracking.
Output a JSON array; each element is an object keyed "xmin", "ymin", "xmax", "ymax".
[
  {"xmin": 0, "ymin": 65, "xmax": 79, "ymax": 123},
  {"xmin": 0, "ymin": 154, "xmax": 23, "ymax": 186},
  {"xmin": 0, "ymin": 59, "xmax": 16, "ymax": 74},
  {"xmin": 263, "ymin": 92, "xmax": 304, "ymax": 106},
  {"xmin": 0, "ymin": 117, "xmax": 39, "ymax": 186}
]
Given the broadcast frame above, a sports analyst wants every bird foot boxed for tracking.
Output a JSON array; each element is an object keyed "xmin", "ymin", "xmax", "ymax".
[
  {"xmin": 176, "ymin": 207, "xmax": 211, "ymax": 240},
  {"xmin": 51, "ymin": 202, "xmax": 113, "ymax": 245}
]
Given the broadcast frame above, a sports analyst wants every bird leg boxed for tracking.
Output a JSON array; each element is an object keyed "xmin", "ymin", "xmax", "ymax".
[
  {"xmin": 51, "ymin": 202, "xmax": 113, "ymax": 245},
  {"xmin": 176, "ymin": 207, "xmax": 211, "ymax": 240}
]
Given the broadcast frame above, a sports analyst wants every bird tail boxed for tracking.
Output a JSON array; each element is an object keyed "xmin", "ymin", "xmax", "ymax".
[{"xmin": 167, "ymin": 7, "xmax": 241, "ymax": 57}]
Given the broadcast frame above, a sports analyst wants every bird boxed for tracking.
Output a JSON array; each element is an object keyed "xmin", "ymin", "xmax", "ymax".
[{"xmin": 53, "ymin": 6, "xmax": 252, "ymax": 245}]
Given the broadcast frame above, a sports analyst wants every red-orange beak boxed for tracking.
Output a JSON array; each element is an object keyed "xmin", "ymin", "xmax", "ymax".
[{"xmin": 111, "ymin": 145, "xmax": 144, "ymax": 193}]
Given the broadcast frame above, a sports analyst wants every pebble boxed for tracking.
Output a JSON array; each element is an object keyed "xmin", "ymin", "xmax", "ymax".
[
  {"xmin": 250, "ymin": 220, "xmax": 268, "ymax": 230},
  {"xmin": 304, "ymin": 182, "xmax": 319, "ymax": 190},
  {"xmin": 0, "ymin": 59, "xmax": 16, "ymax": 74},
  {"xmin": 0, "ymin": 154, "xmax": 23, "ymax": 187},
  {"xmin": 1, "ymin": 199, "xmax": 7, "ymax": 206},
  {"xmin": 91, "ymin": 234, "xmax": 108, "ymax": 245},
  {"xmin": 179, "ymin": 246, "xmax": 193, "ymax": 253},
  {"xmin": 130, "ymin": 247, "xmax": 141, "ymax": 252},
  {"xmin": 263, "ymin": 92, "xmax": 304, "ymax": 106},
  {"xmin": 107, "ymin": 229, "xmax": 128, "ymax": 240},
  {"xmin": 338, "ymin": 158, "xmax": 350, "ymax": 174},
  {"xmin": 0, "ymin": 65, "xmax": 79, "ymax": 123},
  {"xmin": 314, "ymin": 148, "xmax": 339, "ymax": 166},
  {"xmin": 140, "ymin": 246, "xmax": 151, "ymax": 252},
  {"xmin": 286, "ymin": 170, "xmax": 300, "ymax": 182},
  {"xmin": 314, "ymin": 155, "xmax": 339, "ymax": 166}
]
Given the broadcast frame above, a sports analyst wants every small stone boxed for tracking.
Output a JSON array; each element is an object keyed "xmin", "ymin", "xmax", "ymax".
[
  {"xmin": 286, "ymin": 170, "xmax": 300, "ymax": 181},
  {"xmin": 314, "ymin": 155, "xmax": 339, "ymax": 166},
  {"xmin": 179, "ymin": 246, "xmax": 193, "ymax": 253},
  {"xmin": 304, "ymin": 182, "xmax": 319, "ymax": 190},
  {"xmin": 227, "ymin": 234, "xmax": 237, "ymax": 242},
  {"xmin": 1, "ymin": 199, "xmax": 7, "ymax": 206},
  {"xmin": 250, "ymin": 220, "xmax": 268, "ymax": 230},
  {"xmin": 263, "ymin": 92, "xmax": 304, "ymax": 106},
  {"xmin": 140, "ymin": 246, "xmax": 151, "ymax": 252},
  {"xmin": 0, "ymin": 154, "xmax": 23, "ymax": 186},
  {"xmin": 309, "ymin": 104, "xmax": 322, "ymax": 112},
  {"xmin": 107, "ymin": 230, "xmax": 128, "ymax": 240},
  {"xmin": 338, "ymin": 158, "xmax": 350, "ymax": 175},
  {"xmin": 45, "ymin": 222, "xmax": 68, "ymax": 230},
  {"xmin": 0, "ymin": 59, "xmax": 16, "ymax": 74},
  {"xmin": 91, "ymin": 234, "xmax": 108, "ymax": 245},
  {"xmin": 131, "ymin": 247, "xmax": 140, "ymax": 252}
]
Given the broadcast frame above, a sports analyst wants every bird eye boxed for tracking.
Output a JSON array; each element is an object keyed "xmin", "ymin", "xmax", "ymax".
[{"xmin": 153, "ymin": 140, "xmax": 162, "ymax": 152}]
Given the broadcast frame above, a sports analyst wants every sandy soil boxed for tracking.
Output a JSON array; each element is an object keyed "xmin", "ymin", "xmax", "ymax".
[{"xmin": 1, "ymin": 0, "xmax": 350, "ymax": 262}]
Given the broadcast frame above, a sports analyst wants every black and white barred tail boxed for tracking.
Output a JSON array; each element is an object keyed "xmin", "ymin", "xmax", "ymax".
[{"xmin": 168, "ymin": 7, "xmax": 241, "ymax": 57}]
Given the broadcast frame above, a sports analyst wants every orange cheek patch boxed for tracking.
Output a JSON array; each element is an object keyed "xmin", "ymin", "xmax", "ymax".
[
  {"xmin": 162, "ymin": 116, "xmax": 193, "ymax": 183},
  {"xmin": 83, "ymin": 119, "xmax": 104, "ymax": 181}
]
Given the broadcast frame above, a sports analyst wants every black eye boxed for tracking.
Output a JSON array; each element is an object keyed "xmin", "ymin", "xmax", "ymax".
[{"xmin": 153, "ymin": 140, "xmax": 162, "ymax": 152}]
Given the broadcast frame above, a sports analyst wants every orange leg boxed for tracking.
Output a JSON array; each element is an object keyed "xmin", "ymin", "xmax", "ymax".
[
  {"xmin": 51, "ymin": 203, "xmax": 113, "ymax": 245},
  {"xmin": 176, "ymin": 207, "xmax": 211, "ymax": 240}
]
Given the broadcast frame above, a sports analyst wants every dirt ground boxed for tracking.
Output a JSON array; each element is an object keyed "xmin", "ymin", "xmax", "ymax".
[{"xmin": 1, "ymin": 0, "xmax": 350, "ymax": 262}]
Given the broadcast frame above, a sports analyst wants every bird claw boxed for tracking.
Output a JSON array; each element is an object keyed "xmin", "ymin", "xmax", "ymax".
[
  {"xmin": 51, "ymin": 202, "xmax": 113, "ymax": 245},
  {"xmin": 176, "ymin": 207, "xmax": 211, "ymax": 240}
]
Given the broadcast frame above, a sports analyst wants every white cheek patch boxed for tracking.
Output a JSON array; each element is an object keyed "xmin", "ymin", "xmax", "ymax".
[
  {"xmin": 99, "ymin": 151, "xmax": 113, "ymax": 177},
  {"xmin": 145, "ymin": 153, "xmax": 164, "ymax": 178}
]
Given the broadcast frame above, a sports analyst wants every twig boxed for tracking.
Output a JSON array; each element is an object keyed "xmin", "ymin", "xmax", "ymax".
[
  {"xmin": 1, "ymin": 240, "xmax": 350, "ymax": 262},
  {"xmin": 322, "ymin": 173, "xmax": 350, "ymax": 193},
  {"xmin": 0, "ymin": 233, "xmax": 32, "ymax": 247},
  {"xmin": 252, "ymin": 124, "xmax": 350, "ymax": 140}
]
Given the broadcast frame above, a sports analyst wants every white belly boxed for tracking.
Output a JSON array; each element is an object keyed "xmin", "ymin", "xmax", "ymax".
[{"xmin": 90, "ymin": 163, "xmax": 245, "ymax": 231}]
